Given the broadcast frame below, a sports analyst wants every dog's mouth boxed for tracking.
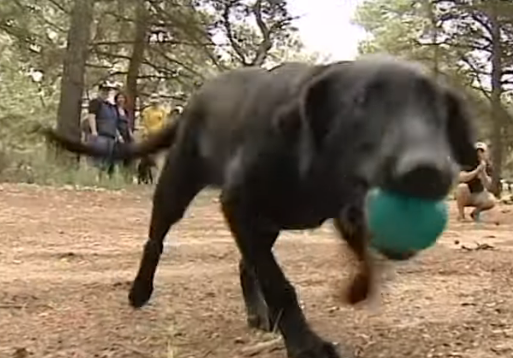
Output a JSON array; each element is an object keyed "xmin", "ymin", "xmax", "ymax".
[
  {"xmin": 382, "ymin": 168, "xmax": 453, "ymax": 201},
  {"xmin": 376, "ymin": 154, "xmax": 456, "ymax": 201}
]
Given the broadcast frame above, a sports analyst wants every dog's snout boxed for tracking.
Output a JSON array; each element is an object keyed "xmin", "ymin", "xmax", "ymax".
[{"xmin": 387, "ymin": 155, "xmax": 454, "ymax": 200}]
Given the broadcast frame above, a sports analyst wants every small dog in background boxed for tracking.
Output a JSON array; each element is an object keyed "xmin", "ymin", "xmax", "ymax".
[{"xmin": 137, "ymin": 155, "xmax": 156, "ymax": 184}]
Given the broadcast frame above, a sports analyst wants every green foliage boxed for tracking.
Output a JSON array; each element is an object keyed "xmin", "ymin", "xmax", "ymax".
[
  {"xmin": 0, "ymin": 0, "xmax": 69, "ymax": 87},
  {"xmin": 206, "ymin": 0, "xmax": 297, "ymax": 67},
  {"xmin": 1, "ymin": 147, "xmax": 132, "ymax": 189},
  {"xmin": 354, "ymin": 0, "xmax": 513, "ymax": 178},
  {"xmin": 356, "ymin": 0, "xmax": 426, "ymax": 56},
  {"xmin": 0, "ymin": 0, "xmax": 316, "ymax": 187},
  {"xmin": 356, "ymin": 1, "xmax": 469, "ymax": 80},
  {"xmin": 0, "ymin": 33, "xmax": 57, "ymax": 152},
  {"xmin": 355, "ymin": 2, "xmax": 508, "ymax": 127}
]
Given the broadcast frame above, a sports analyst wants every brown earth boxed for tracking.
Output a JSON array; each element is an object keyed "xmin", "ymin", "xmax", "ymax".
[{"xmin": 0, "ymin": 183, "xmax": 512, "ymax": 358}]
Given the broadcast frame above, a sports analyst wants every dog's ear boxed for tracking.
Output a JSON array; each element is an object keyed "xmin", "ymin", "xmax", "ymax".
[
  {"xmin": 272, "ymin": 100, "xmax": 303, "ymax": 139},
  {"xmin": 273, "ymin": 67, "xmax": 337, "ymax": 175},
  {"xmin": 273, "ymin": 66, "xmax": 337, "ymax": 146},
  {"xmin": 299, "ymin": 74, "xmax": 338, "ymax": 149},
  {"xmin": 445, "ymin": 88, "xmax": 479, "ymax": 168}
]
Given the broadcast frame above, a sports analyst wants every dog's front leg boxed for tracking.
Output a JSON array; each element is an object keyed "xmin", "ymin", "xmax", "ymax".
[
  {"xmin": 239, "ymin": 258, "xmax": 274, "ymax": 332},
  {"xmin": 221, "ymin": 193, "xmax": 341, "ymax": 358},
  {"xmin": 333, "ymin": 204, "xmax": 374, "ymax": 305}
]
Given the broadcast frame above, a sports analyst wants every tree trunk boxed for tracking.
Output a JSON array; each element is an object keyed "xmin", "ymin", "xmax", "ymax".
[
  {"xmin": 125, "ymin": 0, "xmax": 149, "ymax": 122},
  {"xmin": 55, "ymin": 0, "xmax": 95, "ymax": 164},
  {"xmin": 489, "ymin": 1, "xmax": 504, "ymax": 197},
  {"xmin": 427, "ymin": 1, "xmax": 440, "ymax": 79}
]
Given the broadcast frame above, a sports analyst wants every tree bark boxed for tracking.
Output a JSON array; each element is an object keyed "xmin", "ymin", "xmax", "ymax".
[
  {"xmin": 427, "ymin": 1, "xmax": 440, "ymax": 79},
  {"xmin": 489, "ymin": 0, "xmax": 504, "ymax": 196},
  {"xmin": 56, "ymin": 0, "xmax": 95, "ymax": 138},
  {"xmin": 55, "ymin": 0, "xmax": 95, "ymax": 164},
  {"xmin": 126, "ymin": 0, "xmax": 149, "ymax": 121}
]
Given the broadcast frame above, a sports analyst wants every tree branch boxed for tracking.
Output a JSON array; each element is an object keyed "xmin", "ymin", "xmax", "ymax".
[
  {"xmin": 470, "ymin": 84, "xmax": 491, "ymax": 100},
  {"xmin": 91, "ymin": 49, "xmax": 133, "ymax": 61},
  {"xmin": 221, "ymin": 0, "xmax": 249, "ymax": 66},
  {"xmin": 92, "ymin": 48, "xmax": 204, "ymax": 83},
  {"xmin": 469, "ymin": 12, "xmax": 493, "ymax": 40},
  {"xmin": 146, "ymin": 0, "xmax": 208, "ymax": 42},
  {"xmin": 103, "ymin": 10, "xmax": 135, "ymax": 24},
  {"xmin": 201, "ymin": 47, "xmax": 229, "ymax": 71},
  {"xmin": 92, "ymin": 39, "xmax": 213, "ymax": 47},
  {"xmin": 148, "ymin": 46, "xmax": 204, "ymax": 78},
  {"xmin": 0, "ymin": 23, "xmax": 50, "ymax": 52},
  {"xmin": 459, "ymin": 52, "xmax": 491, "ymax": 101},
  {"xmin": 139, "ymin": 60, "xmax": 199, "ymax": 85},
  {"xmin": 250, "ymin": 0, "xmax": 272, "ymax": 66},
  {"xmin": 414, "ymin": 34, "xmax": 492, "ymax": 53},
  {"xmin": 85, "ymin": 62, "xmax": 113, "ymax": 69},
  {"xmin": 11, "ymin": 0, "xmax": 66, "ymax": 33},
  {"xmin": 45, "ymin": 0, "xmax": 69, "ymax": 14}
]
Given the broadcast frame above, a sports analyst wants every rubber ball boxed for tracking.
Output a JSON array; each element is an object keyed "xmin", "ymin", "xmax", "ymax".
[{"xmin": 365, "ymin": 188, "xmax": 448, "ymax": 254}]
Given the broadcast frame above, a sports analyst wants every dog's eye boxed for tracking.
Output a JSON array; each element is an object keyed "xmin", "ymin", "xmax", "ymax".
[{"xmin": 353, "ymin": 81, "xmax": 386, "ymax": 110}]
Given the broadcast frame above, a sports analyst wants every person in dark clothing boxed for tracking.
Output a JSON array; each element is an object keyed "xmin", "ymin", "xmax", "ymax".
[
  {"xmin": 115, "ymin": 92, "xmax": 133, "ymax": 144},
  {"xmin": 455, "ymin": 142, "xmax": 496, "ymax": 222},
  {"xmin": 115, "ymin": 91, "xmax": 136, "ymax": 181},
  {"xmin": 87, "ymin": 82, "xmax": 120, "ymax": 179}
]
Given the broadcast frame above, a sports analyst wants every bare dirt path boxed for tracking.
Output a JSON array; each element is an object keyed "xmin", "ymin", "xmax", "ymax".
[{"xmin": 0, "ymin": 183, "xmax": 512, "ymax": 358}]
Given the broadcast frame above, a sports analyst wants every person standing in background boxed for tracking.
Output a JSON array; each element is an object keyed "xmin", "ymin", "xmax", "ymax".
[
  {"xmin": 141, "ymin": 93, "xmax": 169, "ymax": 176},
  {"xmin": 141, "ymin": 93, "xmax": 167, "ymax": 135},
  {"xmin": 115, "ymin": 91, "xmax": 135, "ymax": 182},
  {"xmin": 115, "ymin": 92, "xmax": 133, "ymax": 144},
  {"xmin": 87, "ymin": 82, "xmax": 120, "ymax": 181}
]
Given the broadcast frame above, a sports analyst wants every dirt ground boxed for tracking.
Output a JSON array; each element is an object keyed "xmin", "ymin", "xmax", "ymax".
[{"xmin": 1, "ymin": 183, "xmax": 513, "ymax": 358}]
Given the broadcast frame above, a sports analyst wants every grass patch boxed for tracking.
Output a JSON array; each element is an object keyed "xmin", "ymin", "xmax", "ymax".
[{"xmin": 0, "ymin": 146, "xmax": 138, "ymax": 190}]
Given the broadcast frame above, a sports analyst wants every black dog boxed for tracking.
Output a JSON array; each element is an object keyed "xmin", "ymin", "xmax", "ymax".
[
  {"xmin": 137, "ymin": 155, "xmax": 156, "ymax": 184},
  {"xmin": 44, "ymin": 54, "xmax": 478, "ymax": 358}
]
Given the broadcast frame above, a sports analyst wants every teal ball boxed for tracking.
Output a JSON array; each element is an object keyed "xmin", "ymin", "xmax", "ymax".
[{"xmin": 365, "ymin": 188, "xmax": 448, "ymax": 254}]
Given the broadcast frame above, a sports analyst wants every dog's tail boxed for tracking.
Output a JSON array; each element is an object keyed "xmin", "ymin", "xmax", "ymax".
[{"xmin": 42, "ymin": 121, "xmax": 179, "ymax": 161}]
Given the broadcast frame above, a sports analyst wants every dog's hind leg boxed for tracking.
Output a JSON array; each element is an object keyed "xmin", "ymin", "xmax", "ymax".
[
  {"xmin": 129, "ymin": 150, "xmax": 205, "ymax": 308},
  {"xmin": 239, "ymin": 259, "xmax": 274, "ymax": 332},
  {"xmin": 148, "ymin": 167, "xmax": 154, "ymax": 184},
  {"xmin": 221, "ymin": 195, "xmax": 340, "ymax": 358}
]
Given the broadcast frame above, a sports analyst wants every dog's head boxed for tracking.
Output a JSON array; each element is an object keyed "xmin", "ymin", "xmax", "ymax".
[
  {"xmin": 276, "ymin": 55, "xmax": 477, "ymax": 199},
  {"xmin": 275, "ymin": 55, "xmax": 477, "ymax": 260}
]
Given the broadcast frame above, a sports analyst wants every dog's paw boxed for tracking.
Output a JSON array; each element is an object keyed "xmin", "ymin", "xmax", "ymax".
[
  {"xmin": 247, "ymin": 313, "xmax": 273, "ymax": 332},
  {"xmin": 128, "ymin": 278, "xmax": 153, "ymax": 308},
  {"xmin": 346, "ymin": 271, "xmax": 372, "ymax": 305}
]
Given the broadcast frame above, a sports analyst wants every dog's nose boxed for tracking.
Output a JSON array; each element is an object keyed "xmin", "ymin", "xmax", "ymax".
[{"xmin": 387, "ymin": 155, "xmax": 454, "ymax": 200}]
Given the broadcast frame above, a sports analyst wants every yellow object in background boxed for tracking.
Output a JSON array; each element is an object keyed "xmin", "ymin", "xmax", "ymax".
[{"xmin": 141, "ymin": 106, "xmax": 167, "ymax": 135}]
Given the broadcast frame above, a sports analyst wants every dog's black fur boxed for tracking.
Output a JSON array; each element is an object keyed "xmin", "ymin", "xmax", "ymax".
[
  {"xmin": 137, "ymin": 156, "xmax": 156, "ymax": 185},
  {"xmin": 44, "ymin": 54, "xmax": 478, "ymax": 358}
]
